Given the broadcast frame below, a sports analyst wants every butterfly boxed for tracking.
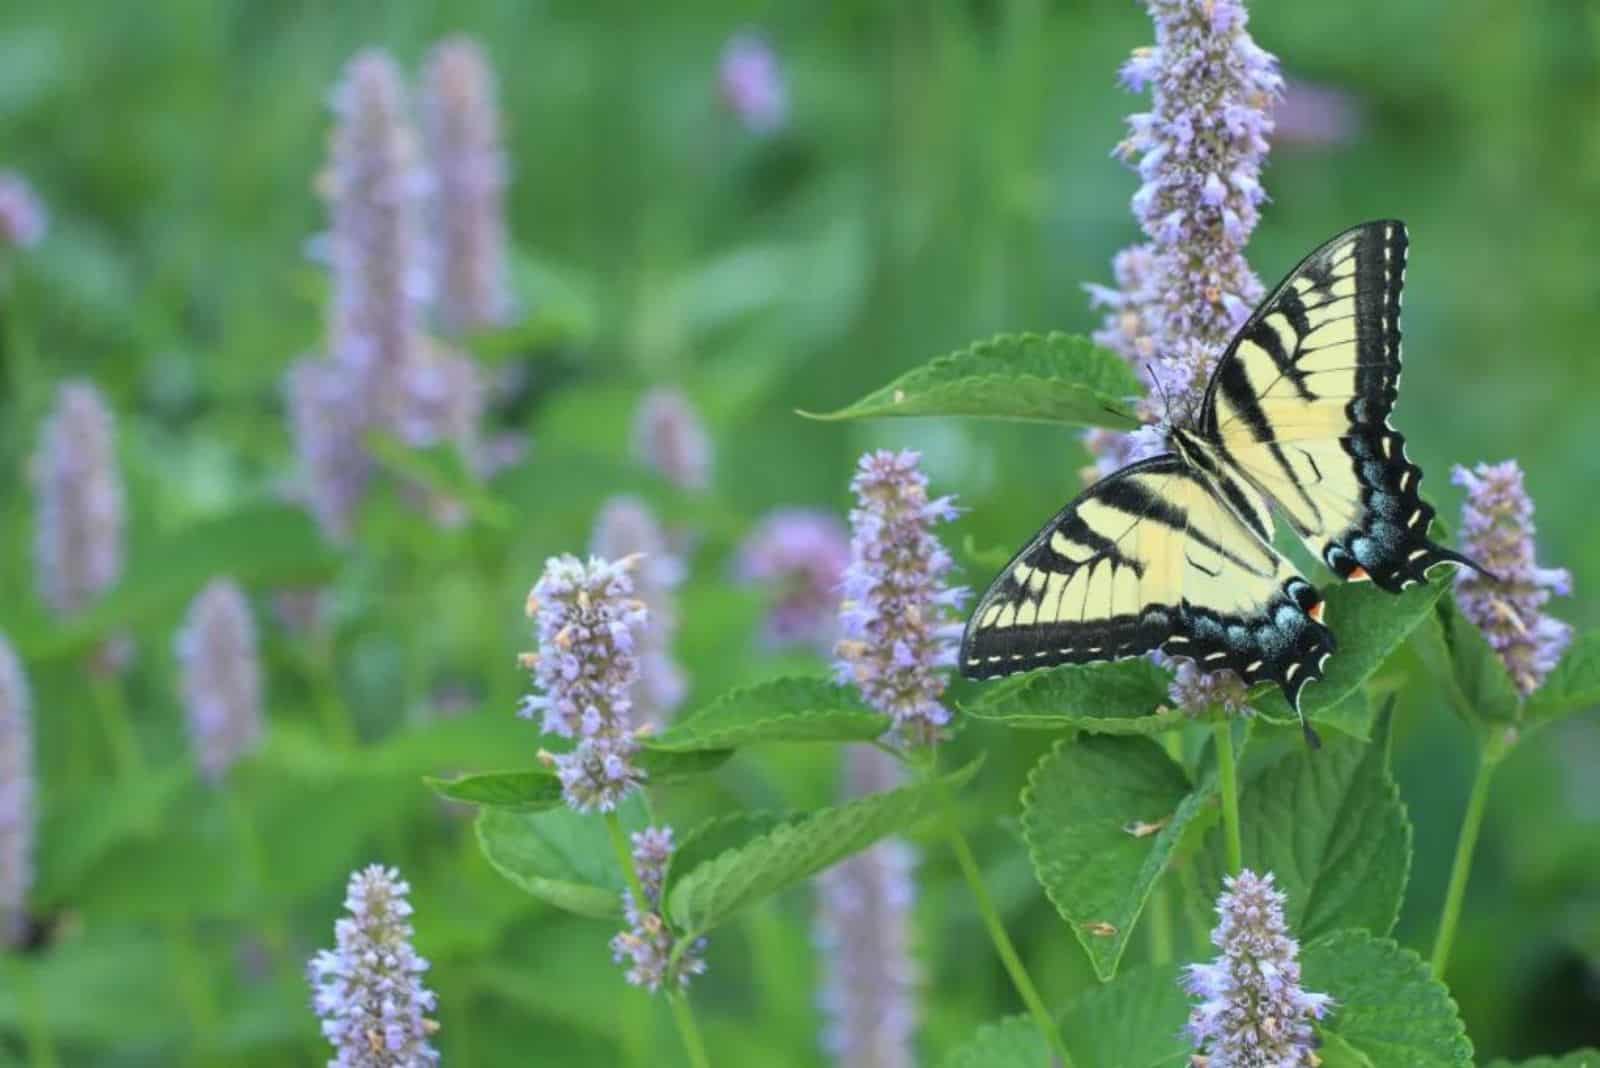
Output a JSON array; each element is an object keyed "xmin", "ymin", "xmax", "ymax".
[{"xmin": 959, "ymin": 220, "xmax": 1486, "ymax": 741}]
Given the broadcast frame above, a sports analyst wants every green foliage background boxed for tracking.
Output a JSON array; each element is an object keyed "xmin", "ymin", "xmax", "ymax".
[{"xmin": 1, "ymin": 1, "xmax": 1597, "ymax": 1064}]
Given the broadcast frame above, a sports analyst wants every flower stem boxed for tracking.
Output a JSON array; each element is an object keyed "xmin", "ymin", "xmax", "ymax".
[
  {"xmin": 90, "ymin": 675, "xmax": 143, "ymax": 778},
  {"xmin": 1213, "ymin": 717, "xmax": 1243, "ymax": 876},
  {"xmin": 5, "ymin": 958, "xmax": 59, "ymax": 1068},
  {"xmin": 604, "ymin": 811, "xmax": 713, "ymax": 1068},
  {"xmin": 1431, "ymin": 747, "xmax": 1502, "ymax": 978},
  {"xmin": 941, "ymin": 803, "xmax": 1073, "ymax": 1066}
]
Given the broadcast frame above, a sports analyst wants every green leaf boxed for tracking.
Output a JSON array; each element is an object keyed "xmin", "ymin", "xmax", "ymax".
[
  {"xmin": 1021, "ymin": 736, "xmax": 1209, "ymax": 980},
  {"xmin": 800, "ymin": 332, "xmax": 1141, "ymax": 428},
  {"xmin": 1316, "ymin": 1032, "xmax": 1379, "ymax": 1067},
  {"xmin": 963, "ymin": 659, "xmax": 1176, "ymax": 734},
  {"xmin": 665, "ymin": 811, "xmax": 795, "ymax": 896},
  {"xmin": 667, "ymin": 760, "xmax": 981, "ymax": 936},
  {"xmin": 1485, "ymin": 1053, "xmax": 1600, "ymax": 1068},
  {"xmin": 1197, "ymin": 702, "xmax": 1411, "ymax": 942},
  {"xmin": 647, "ymin": 677, "xmax": 890, "ymax": 752},
  {"xmin": 426, "ymin": 771, "xmax": 565, "ymax": 811},
  {"xmin": 1255, "ymin": 576, "xmax": 1448, "ymax": 724},
  {"xmin": 939, "ymin": 1017, "xmax": 1048, "ymax": 1068},
  {"xmin": 474, "ymin": 795, "xmax": 647, "ymax": 919},
  {"xmin": 1303, "ymin": 930, "xmax": 1473, "ymax": 1067},
  {"xmin": 1434, "ymin": 594, "xmax": 1521, "ymax": 725},
  {"xmin": 637, "ymin": 747, "xmax": 735, "ymax": 783},
  {"xmin": 1525, "ymin": 629, "xmax": 1600, "ymax": 725},
  {"xmin": 15, "ymin": 505, "xmax": 338, "ymax": 661},
  {"xmin": 1059, "ymin": 963, "xmax": 1190, "ymax": 1068}
]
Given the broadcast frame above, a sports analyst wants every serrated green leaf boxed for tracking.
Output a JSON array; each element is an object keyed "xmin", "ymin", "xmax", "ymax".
[
  {"xmin": 1197, "ymin": 703, "xmax": 1410, "ymax": 942},
  {"xmin": 474, "ymin": 795, "xmax": 646, "ymax": 919},
  {"xmin": 15, "ymin": 505, "xmax": 339, "ymax": 661},
  {"xmin": 1485, "ymin": 1053, "xmax": 1600, "ymax": 1068},
  {"xmin": 1254, "ymin": 576, "xmax": 1447, "ymax": 723},
  {"xmin": 1435, "ymin": 594, "xmax": 1521, "ymax": 724},
  {"xmin": 647, "ymin": 677, "xmax": 890, "ymax": 752},
  {"xmin": 1059, "ymin": 963, "xmax": 1190, "ymax": 1067},
  {"xmin": 426, "ymin": 771, "xmax": 565, "ymax": 811},
  {"xmin": 665, "ymin": 811, "xmax": 795, "ymax": 896},
  {"xmin": 1303, "ymin": 930, "xmax": 1473, "ymax": 1067},
  {"xmin": 963, "ymin": 659, "xmax": 1176, "ymax": 734},
  {"xmin": 667, "ymin": 760, "xmax": 980, "ymax": 935},
  {"xmin": 1525, "ymin": 629, "xmax": 1600, "ymax": 725},
  {"xmin": 1022, "ymin": 736, "xmax": 1209, "ymax": 980},
  {"xmin": 637, "ymin": 747, "xmax": 735, "ymax": 782},
  {"xmin": 801, "ymin": 332, "xmax": 1141, "ymax": 427},
  {"xmin": 939, "ymin": 1016, "xmax": 1048, "ymax": 1068},
  {"xmin": 1316, "ymin": 1032, "xmax": 1379, "ymax": 1067}
]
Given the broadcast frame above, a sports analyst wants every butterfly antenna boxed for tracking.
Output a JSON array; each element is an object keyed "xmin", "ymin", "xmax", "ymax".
[{"xmin": 1144, "ymin": 363, "xmax": 1172, "ymax": 423}]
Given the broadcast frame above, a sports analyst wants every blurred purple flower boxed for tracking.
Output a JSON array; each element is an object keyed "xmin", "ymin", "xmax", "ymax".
[
  {"xmin": 177, "ymin": 579, "xmax": 264, "ymax": 785},
  {"xmin": 591, "ymin": 497, "xmax": 688, "ymax": 725},
  {"xmin": 0, "ymin": 172, "xmax": 47, "ymax": 249},
  {"xmin": 611, "ymin": 826, "xmax": 708, "ymax": 993},
  {"xmin": 521, "ymin": 554, "xmax": 648, "ymax": 812},
  {"xmin": 632, "ymin": 386, "xmax": 713, "ymax": 492},
  {"xmin": 33, "ymin": 381, "xmax": 124, "ymax": 619},
  {"xmin": 719, "ymin": 32, "xmax": 788, "ymax": 134},
  {"xmin": 1186, "ymin": 869, "xmax": 1331, "ymax": 1065},
  {"xmin": 1452, "ymin": 460, "xmax": 1574, "ymax": 696},
  {"xmin": 816, "ymin": 747, "xmax": 917, "ymax": 1067},
  {"xmin": 735, "ymin": 508, "xmax": 851, "ymax": 651},
  {"xmin": 325, "ymin": 50, "xmax": 431, "ymax": 431},
  {"xmin": 0, "ymin": 635, "xmax": 34, "ymax": 947},
  {"xmin": 421, "ymin": 36, "xmax": 512, "ymax": 335},
  {"xmin": 834, "ymin": 450, "xmax": 968, "ymax": 747},
  {"xmin": 1273, "ymin": 78, "xmax": 1362, "ymax": 149},
  {"xmin": 309, "ymin": 865, "xmax": 440, "ymax": 1066},
  {"xmin": 286, "ymin": 356, "xmax": 372, "ymax": 543}
]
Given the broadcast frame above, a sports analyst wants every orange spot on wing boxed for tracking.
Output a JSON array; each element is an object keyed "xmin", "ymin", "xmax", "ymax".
[
  {"xmin": 1308, "ymin": 600, "xmax": 1325, "ymax": 624},
  {"xmin": 1347, "ymin": 566, "xmax": 1370, "ymax": 582}
]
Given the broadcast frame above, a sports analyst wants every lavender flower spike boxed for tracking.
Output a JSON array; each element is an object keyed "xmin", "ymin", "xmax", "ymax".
[
  {"xmin": 834, "ymin": 450, "xmax": 968, "ymax": 746},
  {"xmin": 1185, "ymin": 869, "xmax": 1332, "ymax": 1066},
  {"xmin": 521, "ymin": 554, "xmax": 649, "ymax": 812},
  {"xmin": 816, "ymin": 748, "xmax": 917, "ymax": 1068},
  {"xmin": 286, "ymin": 356, "xmax": 372, "ymax": 543},
  {"xmin": 610, "ymin": 826, "xmax": 708, "ymax": 992},
  {"xmin": 719, "ymin": 31, "xmax": 788, "ymax": 134},
  {"xmin": 177, "ymin": 579, "xmax": 265, "ymax": 784},
  {"xmin": 326, "ymin": 49, "xmax": 431, "ymax": 431},
  {"xmin": 0, "ymin": 172, "xmax": 48, "ymax": 249},
  {"xmin": 632, "ymin": 386, "xmax": 713, "ymax": 492},
  {"xmin": 421, "ymin": 36, "xmax": 512, "ymax": 335},
  {"xmin": 33, "ymin": 381, "xmax": 125, "ymax": 619},
  {"xmin": 735, "ymin": 508, "xmax": 851, "ymax": 651},
  {"xmin": 1452, "ymin": 460, "xmax": 1574, "ymax": 696},
  {"xmin": 309, "ymin": 865, "xmax": 439, "ymax": 1066},
  {"xmin": 591, "ymin": 497, "xmax": 688, "ymax": 726},
  {"xmin": 0, "ymin": 635, "xmax": 35, "ymax": 946}
]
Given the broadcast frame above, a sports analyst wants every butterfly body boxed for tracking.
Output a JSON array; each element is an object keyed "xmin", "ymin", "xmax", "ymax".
[{"xmin": 961, "ymin": 221, "xmax": 1484, "ymax": 719}]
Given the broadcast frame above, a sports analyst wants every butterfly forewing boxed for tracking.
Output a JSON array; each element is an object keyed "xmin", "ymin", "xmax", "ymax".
[
  {"xmin": 960, "ymin": 456, "xmax": 1334, "ymax": 710},
  {"xmin": 1200, "ymin": 220, "xmax": 1472, "ymax": 591}
]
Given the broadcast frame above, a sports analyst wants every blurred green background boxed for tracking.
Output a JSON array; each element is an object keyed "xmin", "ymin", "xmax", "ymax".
[{"xmin": 1, "ymin": 0, "xmax": 1597, "ymax": 1064}]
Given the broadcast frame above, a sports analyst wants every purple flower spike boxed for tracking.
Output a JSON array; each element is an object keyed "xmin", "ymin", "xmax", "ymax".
[
  {"xmin": 735, "ymin": 508, "xmax": 852, "ymax": 651},
  {"xmin": 0, "ymin": 636, "xmax": 35, "ymax": 947},
  {"xmin": 834, "ymin": 451, "xmax": 968, "ymax": 746},
  {"xmin": 309, "ymin": 865, "xmax": 440, "ymax": 1066},
  {"xmin": 816, "ymin": 747, "xmax": 917, "ymax": 1067},
  {"xmin": 1185, "ymin": 869, "xmax": 1331, "ymax": 1065},
  {"xmin": 1452, "ymin": 460, "xmax": 1574, "ymax": 696},
  {"xmin": 0, "ymin": 172, "xmax": 47, "ymax": 249},
  {"xmin": 719, "ymin": 32, "xmax": 788, "ymax": 134},
  {"xmin": 522, "ymin": 554, "xmax": 649, "ymax": 812},
  {"xmin": 632, "ymin": 387, "xmax": 713, "ymax": 492},
  {"xmin": 177, "ymin": 579, "xmax": 264, "ymax": 785},
  {"xmin": 610, "ymin": 826, "xmax": 708, "ymax": 993},
  {"xmin": 421, "ymin": 36, "xmax": 513, "ymax": 335},
  {"xmin": 33, "ymin": 382, "xmax": 125, "ymax": 620}
]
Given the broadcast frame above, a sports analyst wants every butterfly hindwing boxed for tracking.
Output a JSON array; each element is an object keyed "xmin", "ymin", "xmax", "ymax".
[
  {"xmin": 960, "ymin": 456, "xmax": 1334, "ymax": 710},
  {"xmin": 1200, "ymin": 219, "xmax": 1473, "ymax": 591}
]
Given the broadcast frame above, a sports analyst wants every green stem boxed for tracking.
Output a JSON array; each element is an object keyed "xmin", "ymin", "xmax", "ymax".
[
  {"xmin": 166, "ymin": 918, "xmax": 218, "ymax": 1064},
  {"xmin": 942, "ymin": 808, "xmax": 1073, "ymax": 1066},
  {"xmin": 1431, "ymin": 749, "xmax": 1501, "ymax": 978},
  {"xmin": 604, "ymin": 812, "xmax": 712, "ymax": 1068},
  {"xmin": 1213, "ymin": 717, "xmax": 1243, "ymax": 876},
  {"xmin": 90, "ymin": 675, "xmax": 143, "ymax": 778},
  {"xmin": 8, "ymin": 959, "xmax": 59, "ymax": 1068}
]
